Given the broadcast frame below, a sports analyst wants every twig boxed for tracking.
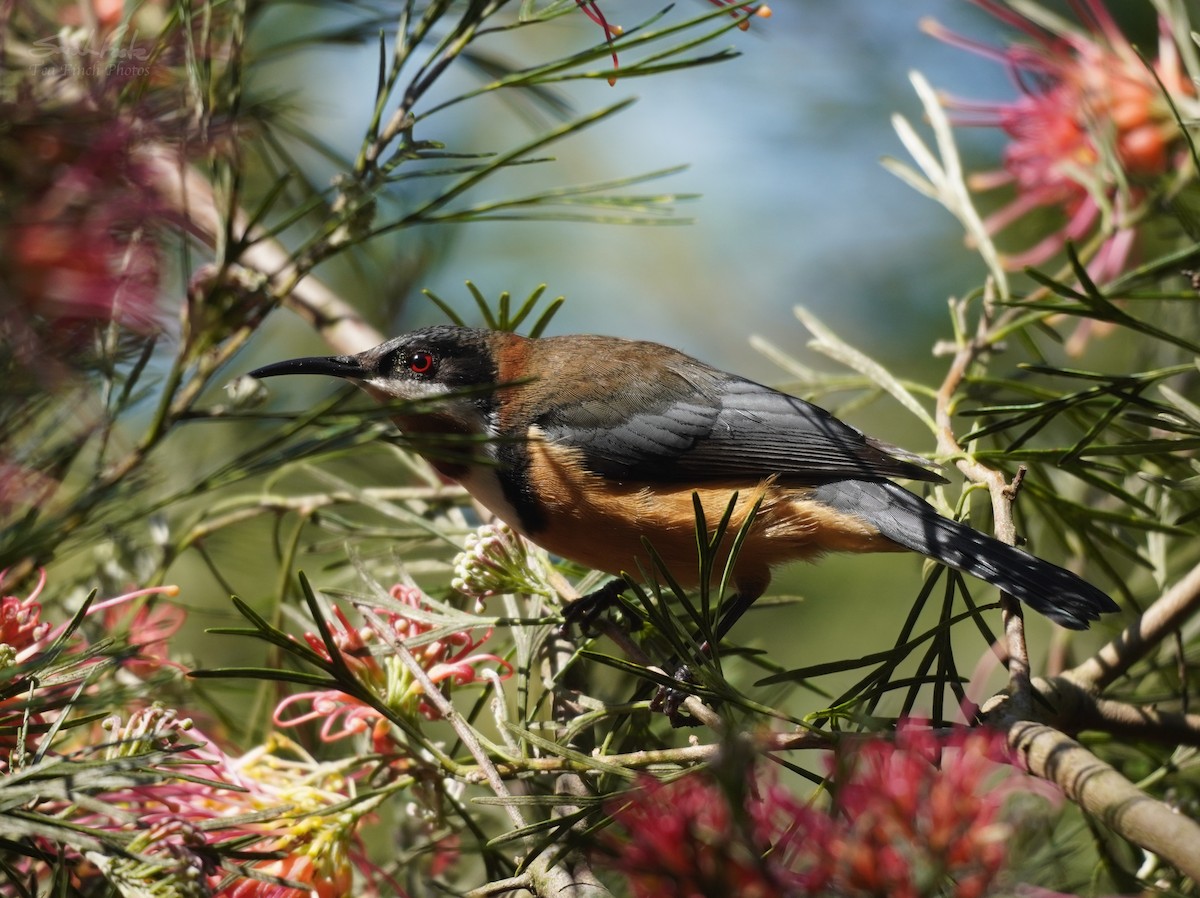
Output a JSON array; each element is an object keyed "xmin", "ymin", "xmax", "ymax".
[
  {"xmin": 484, "ymin": 730, "xmax": 830, "ymax": 778},
  {"xmin": 143, "ymin": 145, "xmax": 385, "ymax": 356},
  {"xmin": 984, "ymin": 675, "xmax": 1200, "ymax": 747},
  {"xmin": 1077, "ymin": 696, "xmax": 1200, "ymax": 746},
  {"xmin": 1069, "ymin": 558, "xmax": 1200, "ymax": 691},
  {"xmin": 933, "ymin": 292, "xmax": 1031, "ymax": 710},
  {"xmin": 463, "ymin": 874, "xmax": 533, "ymax": 897}
]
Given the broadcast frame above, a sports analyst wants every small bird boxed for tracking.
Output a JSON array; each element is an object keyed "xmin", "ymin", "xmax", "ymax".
[{"xmin": 250, "ymin": 325, "xmax": 1118, "ymax": 633}]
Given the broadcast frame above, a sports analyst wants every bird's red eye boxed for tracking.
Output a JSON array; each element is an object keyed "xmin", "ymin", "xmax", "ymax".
[{"xmin": 407, "ymin": 350, "xmax": 436, "ymax": 375}]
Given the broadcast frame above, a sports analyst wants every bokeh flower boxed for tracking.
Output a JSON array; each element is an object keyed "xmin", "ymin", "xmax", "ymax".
[
  {"xmin": 274, "ymin": 585, "xmax": 512, "ymax": 751},
  {"xmin": 1, "ymin": 4, "xmax": 227, "ymax": 373},
  {"xmin": 601, "ymin": 722, "xmax": 1038, "ymax": 898},
  {"xmin": 0, "ymin": 464, "xmax": 58, "ymax": 520},
  {"xmin": 603, "ymin": 768, "xmax": 795, "ymax": 897},
  {"xmin": 804, "ymin": 721, "xmax": 1021, "ymax": 898},
  {"xmin": 0, "ymin": 106, "xmax": 168, "ymax": 362},
  {"xmin": 927, "ymin": 1, "xmax": 1198, "ymax": 292},
  {"xmin": 99, "ymin": 588, "xmax": 188, "ymax": 675}
]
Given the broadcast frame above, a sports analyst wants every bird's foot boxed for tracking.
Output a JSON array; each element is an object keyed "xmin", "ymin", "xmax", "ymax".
[
  {"xmin": 650, "ymin": 664, "xmax": 705, "ymax": 728},
  {"xmin": 558, "ymin": 579, "xmax": 635, "ymax": 637}
]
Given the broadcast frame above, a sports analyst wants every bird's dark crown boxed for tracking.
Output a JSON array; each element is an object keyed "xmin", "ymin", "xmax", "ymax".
[{"xmin": 365, "ymin": 325, "xmax": 502, "ymax": 389}]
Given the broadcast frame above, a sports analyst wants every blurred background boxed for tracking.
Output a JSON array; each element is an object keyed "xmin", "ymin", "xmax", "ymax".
[{"xmin": 246, "ymin": 1, "xmax": 1018, "ymax": 377}]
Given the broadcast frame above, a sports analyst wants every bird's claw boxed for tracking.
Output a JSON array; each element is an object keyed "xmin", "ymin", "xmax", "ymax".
[
  {"xmin": 558, "ymin": 579, "xmax": 634, "ymax": 637},
  {"xmin": 650, "ymin": 664, "xmax": 704, "ymax": 728}
]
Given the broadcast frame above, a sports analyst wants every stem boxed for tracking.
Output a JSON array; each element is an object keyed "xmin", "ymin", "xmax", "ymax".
[
  {"xmin": 934, "ymin": 289, "xmax": 1031, "ymax": 709},
  {"xmin": 1069, "ymin": 559, "xmax": 1200, "ymax": 691}
]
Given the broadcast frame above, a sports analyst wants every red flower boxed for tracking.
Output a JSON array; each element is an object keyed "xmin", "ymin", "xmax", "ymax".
[
  {"xmin": 601, "ymin": 722, "xmax": 1038, "ymax": 898},
  {"xmin": 1, "ymin": 112, "xmax": 167, "ymax": 355},
  {"xmin": 273, "ymin": 585, "xmax": 512, "ymax": 750},
  {"xmin": 927, "ymin": 1, "xmax": 1195, "ymax": 288},
  {"xmin": 0, "ymin": 568, "xmax": 51, "ymax": 651},
  {"xmin": 816, "ymin": 722, "xmax": 1018, "ymax": 898},
  {"xmin": 603, "ymin": 771, "xmax": 792, "ymax": 898}
]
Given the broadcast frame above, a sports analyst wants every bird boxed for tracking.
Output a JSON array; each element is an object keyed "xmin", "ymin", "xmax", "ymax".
[{"xmin": 249, "ymin": 324, "xmax": 1118, "ymax": 635}]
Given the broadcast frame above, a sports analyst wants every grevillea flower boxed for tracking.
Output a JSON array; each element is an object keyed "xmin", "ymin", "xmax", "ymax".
[
  {"xmin": 0, "ymin": 570, "xmax": 182, "ymax": 766},
  {"xmin": 576, "ymin": 1, "xmax": 772, "ymax": 82},
  {"xmin": 451, "ymin": 523, "xmax": 556, "ymax": 606},
  {"xmin": 71, "ymin": 707, "xmax": 384, "ymax": 898},
  {"xmin": 926, "ymin": 1, "xmax": 1198, "ymax": 293},
  {"xmin": 0, "ymin": 108, "xmax": 168, "ymax": 359},
  {"xmin": 0, "ymin": 569, "xmax": 180, "ymax": 664},
  {"xmin": 602, "ymin": 722, "xmax": 1038, "ymax": 898},
  {"xmin": 0, "ymin": 568, "xmax": 51, "ymax": 652},
  {"xmin": 274, "ymin": 585, "xmax": 512, "ymax": 750}
]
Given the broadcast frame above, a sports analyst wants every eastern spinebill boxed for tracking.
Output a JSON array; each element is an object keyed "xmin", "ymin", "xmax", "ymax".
[{"xmin": 249, "ymin": 325, "xmax": 1118, "ymax": 632}]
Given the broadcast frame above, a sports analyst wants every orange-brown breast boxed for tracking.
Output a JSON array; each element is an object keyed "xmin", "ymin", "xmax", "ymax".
[{"xmin": 522, "ymin": 429, "xmax": 904, "ymax": 596}]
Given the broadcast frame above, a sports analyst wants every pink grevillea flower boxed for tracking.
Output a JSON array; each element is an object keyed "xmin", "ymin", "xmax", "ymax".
[
  {"xmin": 67, "ymin": 707, "xmax": 385, "ymax": 898},
  {"xmin": 927, "ymin": 1, "xmax": 1196, "ymax": 291},
  {"xmin": 0, "ymin": 568, "xmax": 180, "ymax": 664},
  {"xmin": 274, "ymin": 585, "xmax": 512, "ymax": 749},
  {"xmin": 0, "ymin": 570, "xmax": 182, "ymax": 764},
  {"xmin": 576, "ymin": 1, "xmax": 772, "ymax": 83},
  {"xmin": 603, "ymin": 722, "xmax": 1037, "ymax": 898},
  {"xmin": 0, "ymin": 568, "xmax": 51, "ymax": 651},
  {"xmin": 1, "ymin": 112, "xmax": 166, "ymax": 356}
]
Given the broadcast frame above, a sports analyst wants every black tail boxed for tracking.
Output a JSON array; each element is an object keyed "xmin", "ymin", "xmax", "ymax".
[{"xmin": 811, "ymin": 480, "xmax": 1119, "ymax": 630}]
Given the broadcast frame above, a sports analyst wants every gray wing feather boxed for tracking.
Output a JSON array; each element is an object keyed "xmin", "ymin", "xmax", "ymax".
[{"xmin": 537, "ymin": 363, "xmax": 943, "ymax": 484}]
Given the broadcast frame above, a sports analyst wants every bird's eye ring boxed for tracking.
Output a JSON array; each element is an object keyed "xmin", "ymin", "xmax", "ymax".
[{"xmin": 407, "ymin": 350, "xmax": 437, "ymax": 376}]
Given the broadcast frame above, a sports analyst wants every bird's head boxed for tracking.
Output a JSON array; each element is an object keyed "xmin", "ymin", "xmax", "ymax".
[{"xmin": 250, "ymin": 325, "xmax": 504, "ymax": 401}]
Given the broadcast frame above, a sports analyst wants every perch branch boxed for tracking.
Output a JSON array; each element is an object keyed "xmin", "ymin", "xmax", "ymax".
[
  {"xmin": 1006, "ymin": 718, "xmax": 1200, "ymax": 881},
  {"xmin": 1069, "ymin": 558, "xmax": 1200, "ymax": 691}
]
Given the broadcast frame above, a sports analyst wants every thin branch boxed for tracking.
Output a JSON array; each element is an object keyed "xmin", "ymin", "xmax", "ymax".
[
  {"xmin": 143, "ymin": 145, "xmax": 386, "ymax": 356},
  {"xmin": 934, "ymin": 292, "xmax": 1032, "ymax": 709},
  {"xmin": 1069, "ymin": 558, "xmax": 1200, "ymax": 690},
  {"xmin": 1078, "ymin": 696, "xmax": 1200, "ymax": 746},
  {"xmin": 484, "ymin": 730, "xmax": 829, "ymax": 778}
]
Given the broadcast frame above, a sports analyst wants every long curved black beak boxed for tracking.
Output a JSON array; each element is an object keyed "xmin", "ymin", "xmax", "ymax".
[{"xmin": 249, "ymin": 355, "xmax": 369, "ymax": 381}]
